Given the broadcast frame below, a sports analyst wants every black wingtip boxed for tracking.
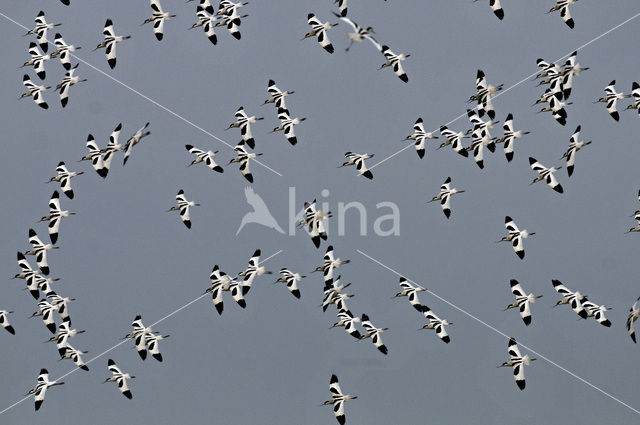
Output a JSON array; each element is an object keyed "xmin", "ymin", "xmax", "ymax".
[{"xmin": 362, "ymin": 170, "xmax": 374, "ymax": 180}]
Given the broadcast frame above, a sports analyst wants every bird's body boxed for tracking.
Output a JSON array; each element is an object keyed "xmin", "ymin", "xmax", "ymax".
[
  {"xmin": 95, "ymin": 19, "xmax": 131, "ymax": 69},
  {"xmin": 499, "ymin": 338, "xmax": 535, "ymax": 390}
]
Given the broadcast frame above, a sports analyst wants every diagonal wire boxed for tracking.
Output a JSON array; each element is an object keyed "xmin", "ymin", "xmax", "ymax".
[
  {"xmin": 369, "ymin": 11, "xmax": 640, "ymax": 171},
  {"xmin": 0, "ymin": 11, "xmax": 283, "ymax": 177},
  {"xmin": 357, "ymin": 249, "xmax": 640, "ymax": 416},
  {"xmin": 0, "ymin": 250, "xmax": 282, "ymax": 415}
]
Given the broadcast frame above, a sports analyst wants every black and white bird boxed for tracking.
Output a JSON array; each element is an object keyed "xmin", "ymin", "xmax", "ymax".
[
  {"xmin": 582, "ymin": 300, "xmax": 612, "ymax": 327},
  {"xmin": 143, "ymin": 0, "xmax": 176, "ymax": 41},
  {"xmin": 95, "ymin": 19, "xmax": 131, "ymax": 69},
  {"xmin": 551, "ymin": 279, "xmax": 588, "ymax": 319},
  {"xmin": 420, "ymin": 305, "xmax": 452, "ymax": 343},
  {"xmin": 264, "ymin": 79, "xmax": 294, "ymax": 111},
  {"xmin": 21, "ymin": 74, "xmax": 50, "ymax": 109},
  {"xmin": 505, "ymin": 279, "xmax": 542, "ymax": 326},
  {"xmin": 238, "ymin": 249, "xmax": 272, "ymax": 292},
  {"xmin": 38, "ymin": 190, "xmax": 75, "ymax": 244},
  {"xmin": 499, "ymin": 216, "xmax": 534, "ymax": 260},
  {"xmin": 229, "ymin": 141, "xmax": 262, "ymax": 183},
  {"xmin": 626, "ymin": 82, "xmax": 640, "ymax": 116},
  {"xmin": 190, "ymin": 5, "xmax": 218, "ymax": 45},
  {"xmin": 438, "ymin": 126, "xmax": 470, "ymax": 157},
  {"xmin": 168, "ymin": 189, "xmax": 199, "ymax": 229},
  {"xmin": 305, "ymin": 13, "xmax": 338, "ymax": 54},
  {"xmin": 471, "ymin": 70, "xmax": 503, "ymax": 119},
  {"xmin": 59, "ymin": 345, "xmax": 89, "ymax": 371},
  {"xmin": 272, "ymin": 108, "xmax": 306, "ymax": 145},
  {"xmin": 26, "ymin": 228, "xmax": 58, "ymax": 276},
  {"xmin": 529, "ymin": 157, "xmax": 563, "ymax": 193},
  {"xmin": 561, "ymin": 125, "xmax": 591, "ymax": 177},
  {"xmin": 595, "ymin": 80, "xmax": 628, "ymax": 122},
  {"xmin": 22, "ymin": 42, "xmax": 50, "ymax": 80},
  {"xmin": 105, "ymin": 359, "xmax": 134, "ymax": 399},
  {"xmin": 25, "ymin": 11, "xmax": 61, "ymax": 53},
  {"xmin": 206, "ymin": 265, "xmax": 248, "ymax": 314},
  {"xmin": 626, "ymin": 297, "xmax": 640, "ymax": 343},
  {"xmin": 123, "ymin": 122, "xmax": 151, "ymax": 166},
  {"xmin": 405, "ymin": 118, "xmax": 437, "ymax": 159},
  {"xmin": 81, "ymin": 134, "xmax": 107, "ymax": 178},
  {"xmin": 499, "ymin": 338, "xmax": 535, "ymax": 390},
  {"xmin": 547, "ymin": 0, "xmax": 578, "ymax": 29},
  {"xmin": 560, "ymin": 50, "xmax": 589, "ymax": 99},
  {"xmin": 55, "ymin": 63, "xmax": 87, "ymax": 108},
  {"xmin": 315, "ymin": 245, "xmax": 350, "ymax": 287},
  {"xmin": 496, "ymin": 113, "xmax": 529, "ymax": 162},
  {"xmin": 538, "ymin": 95, "xmax": 571, "ymax": 126},
  {"xmin": 48, "ymin": 293, "xmax": 75, "ymax": 324},
  {"xmin": 14, "ymin": 252, "xmax": 42, "ymax": 299},
  {"xmin": 188, "ymin": 0, "xmax": 215, "ymax": 16},
  {"xmin": 474, "ymin": 0, "xmax": 504, "ymax": 20},
  {"xmin": 298, "ymin": 200, "xmax": 331, "ymax": 248},
  {"xmin": 275, "ymin": 268, "xmax": 305, "ymax": 299},
  {"xmin": 0, "ymin": 310, "xmax": 15, "ymax": 335},
  {"xmin": 215, "ymin": 2, "xmax": 248, "ymax": 40},
  {"xmin": 228, "ymin": 107, "xmax": 263, "ymax": 149},
  {"xmin": 465, "ymin": 128, "xmax": 491, "ymax": 169},
  {"xmin": 125, "ymin": 315, "xmax": 153, "ymax": 360},
  {"xmin": 467, "ymin": 109, "xmax": 498, "ymax": 152},
  {"xmin": 322, "ymin": 276, "xmax": 353, "ymax": 312},
  {"xmin": 27, "ymin": 368, "xmax": 64, "ymax": 410},
  {"xmin": 359, "ymin": 313, "xmax": 388, "ymax": 355},
  {"xmin": 428, "ymin": 177, "xmax": 465, "ymax": 219},
  {"xmin": 379, "ymin": 45, "xmax": 410, "ymax": 83},
  {"xmin": 100, "ymin": 123, "xmax": 123, "ymax": 176},
  {"xmin": 339, "ymin": 152, "xmax": 374, "ymax": 179},
  {"xmin": 185, "ymin": 144, "xmax": 223, "ymax": 172},
  {"xmin": 144, "ymin": 332, "xmax": 170, "ymax": 362},
  {"xmin": 31, "ymin": 299, "xmax": 58, "ymax": 333},
  {"xmin": 331, "ymin": 13, "xmax": 379, "ymax": 52},
  {"xmin": 330, "ymin": 309, "xmax": 362, "ymax": 340},
  {"xmin": 51, "ymin": 33, "xmax": 80, "ymax": 71},
  {"xmin": 49, "ymin": 320, "xmax": 85, "ymax": 356},
  {"xmin": 217, "ymin": 0, "xmax": 248, "ymax": 16},
  {"xmin": 323, "ymin": 374, "xmax": 357, "ymax": 425},
  {"xmin": 393, "ymin": 277, "xmax": 425, "ymax": 312},
  {"xmin": 47, "ymin": 162, "xmax": 83, "ymax": 199}
]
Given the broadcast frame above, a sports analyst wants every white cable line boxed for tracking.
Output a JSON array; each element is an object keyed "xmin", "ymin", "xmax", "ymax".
[
  {"xmin": 0, "ymin": 11, "xmax": 283, "ymax": 177},
  {"xmin": 0, "ymin": 250, "xmax": 282, "ymax": 415},
  {"xmin": 356, "ymin": 249, "xmax": 640, "ymax": 416},
  {"xmin": 369, "ymin": 11, "xmax": 640, "ymax": 170}
]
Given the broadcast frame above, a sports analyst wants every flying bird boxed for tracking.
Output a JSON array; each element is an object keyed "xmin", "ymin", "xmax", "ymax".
[
  {"xmin": 0, "ymin": 310, "xmax": 15, "ymax": 335},
  {"xmin": 264, "ymin": 79, "xmax": 294, "ymax": 111},
  {"xmin": 143, "ymin": 0, "xmax": 176, "ymax": 41},
  {"xmin": 26, "ymin": 228, "xmax": 58, "ymax": 276},
  {"xmin": 190, "ymin": 5, "xmax": 218, "ymax": 45},
  {"xmin": 59, "ymin": 345, "xmax": 89, "ymax": 371},
  {"xmin": 405, "ymin": 118, "xmax": 437, "ymax": 159},
  {"xmin": 471, "ymin": 69, "xmax": 503, "ymax": 119},
  {"xmin": 339, "ymin": 152, "xmax": 374, "ymax": 179},
  {"xmin": 22, "ymin": 42, "xmax": 50, "ymax": 80},
  {"xmin": 271, "ymin": 108, "xmax": 306, "ymax": 145},
  {"xmin": 428, "ymin": 177, "xmax": 464, "ymax": 219},
  {"xmin": 20, "ymin": 74, "xmax": 50, "ymax": 109},
  {"xmin": 206, "ymin": 265, "xmax": 248, "ymax": 314},
  {"xmin": 529, "ymin": 157, "xmax": 564, "ymax": 193},
  {"xmin": 51, "ymin": 33, "xmax": 81, "ymax": 70},
  {"xmin": 551, "ymin": 279, "xmax": 588, "ymax": 319},
  {"xmin": 275, "ymin": 268, "xmax": 305, "ymax": 299},
  {"xmin": 101, "ymin": 123, "xmax": 123, "ymax": 176},
  {"xmin": 168, "ymin": 189, "xmax": 199, "ymax": 229},
  {"xmin": 229, "ymin": 141, "xmax": 262, "ymax": 183},
  {"xmin": 359, "ymin": 313, "xmax": 388, "ymax": 355},
  {"xmin": 95, "ymin": 19, "xmax": 131, "ymax": 69},
  {"xmin": 331, "ymin": 13, "xmax": 379, "ymax": 52},
  {"xmin": 582, "ymin": 301, "xmax": 612, "ymax": 327},
  {"xmin": 595, "ymin": 80, "xmax": 628, "ymax": 122},
  {"xmin": 55, "ymin": 63, "xmax": 87, "ymax": 108},
  {"xmin": 499, "ymin": 216, "xmax": 534, "ymax": 260},
  {"xmin": 547, "ymin": 0, "xmax": 578, "ymax": 29},
  {"xmin": 27, "ymin": 368, "xmax": 64, "ymax": 410},
  {"xmin": 298, "ymin": 199, "xmax": 331, "ymax": 248},
  {"xmin": 379, "ymin": 45, "xmax": 410, "ymax": 83},
  {"xmin": 81, "ymin": 135, "xmax": 107, "ymax": 178},
  {"xmin": 496, "ymin": 113, "xmax": 529, "ymax": 162},
  {"xmin": 123, "ymin": 122, "xmax": 151, "ymax": 166},
  {"xmin": 420, "ymin": 305, "xmax": 452, "ymax": 343},
  {"xmin": 227, "ymin": 107, "xmax": 263, "ymax": 149},
  {"xmin": 505, "ymin": 279, "xmax": 542, "ymax": 326},
  {"xmin": 105, "ymin": 359, "xmax": 134, "ymax": 399},
  {"xmin": 499, "ymin": 338, "xmax": 535, "ymax": 390},
  {"xmin": 438, "ymin": 126, "xmax": 470, "ymax": 157},
  {"xmin": 38, "ymin": 190, "xmax": 75, "ymax": 244},
  {"xmin": 305, "ymin": 13, "xmax": 338, "ymax": 54},
  {"xmin": 25, "ymin": 11, "xmax": 61, "ymax": 53},
  {"xmin": 393, "ymin": 277, "xmax": 425, "ymax": 312},
  {"xmin": 561, "ymin": 125, "xmax": 591, "ymax": 177},
  {"xmin": 323, "ymin": 374, "xmax": 357, "ymax": 425},
  {"xmin": 185, "ymin": 144, "xmax": 223, "ymax": 172},
  {"xmin": 626, "ymin": 297, "xmax": 640, "ymax": 343}
]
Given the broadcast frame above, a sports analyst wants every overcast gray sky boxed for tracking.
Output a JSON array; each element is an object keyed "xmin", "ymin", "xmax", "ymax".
[{"xmin": 2, "ymin": 0, "xmax": 640, "ymax": 424}]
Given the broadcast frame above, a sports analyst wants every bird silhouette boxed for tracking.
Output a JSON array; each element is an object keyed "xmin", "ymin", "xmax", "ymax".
[{"xmin": 236, "ymin": 187, "xmax": 285, "ymax": 235}]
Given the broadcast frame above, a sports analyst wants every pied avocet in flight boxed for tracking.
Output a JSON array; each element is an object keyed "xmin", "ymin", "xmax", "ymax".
[
  {"xmin": 499, "ymin": 216, "xmax": 534, "ymax": 260},
  {"xmin": 27, "ymin": 368, "xmax": 64, "ymax": 410},
  {"xmin": 505, "ymin": 279, "xmax": 542, "ymax": 326},
  {"xmin": 38, "ymin": 190, "xmax": 75, "ymax": 244},
  {"xmin": 499, "ymin": 338, "xmax": 535, "ymax": 390},
  {"xmin": 360, "ymin": 313, "xmax": 388, "ymax": 355},
  {"xmin": 529, "ymin": 157, "xmax": 564, "ymax": 194},
  {"xmin": 561, "ymin": 125, "xmax": 591, "ymax": 177},
  {"xmin": 393, "ymin": 277, "xmax": 425, "ymax": 312},
  {"xmin": 305, "ymin": 13, "xmax": 338, "ymax": 54},
  {"xmin": 428, "ymin": 177, "xmax": 465, "ymax": 219},
  {"xmin": 168, "ymin": 189, "xmax": 199, "ymax": 229},
  {"xmin": 339, "ymin": 152, "xmax": 374, "ymax": 179},
  {"xmin": 94, "ymin": 19, "xmax": 131, "ymax": 69},
  {"xmin": 405, "ymin": 117, "xmax": 437, "ymax": 159},
  {"xmin": 105, "ymin": 359, "xmax": 134, "ymax": 399},
  {"xmin": 496, "ymin": 113, "xmax": 529, "ymax": 162},
  {"xmin": 420, "ymin": 304, "xmax": 452, "ymax": 343},
  {"xmin": 323, "ymin": 374, "xmax": 357, "ymax": 425},
  {"xmin": 143, "ymin": 0, "xmax": 176, "ymax": 41},
  {"xmin": 551, "ymin": 279, "xmax": 588, "ymax": 319},
  {"xmin": 185, "ymin": 144, "xmax": 223, "ymax": 172},
  {"xmin": 595, "ymin": 80, "xmax": 628, "ymax": 122}
]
